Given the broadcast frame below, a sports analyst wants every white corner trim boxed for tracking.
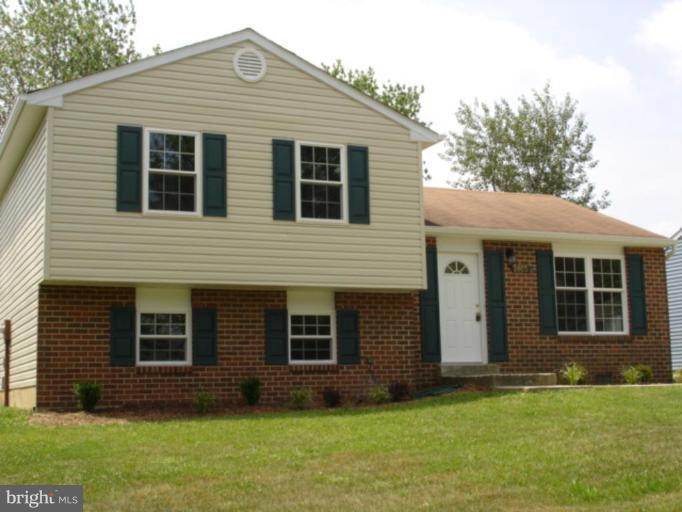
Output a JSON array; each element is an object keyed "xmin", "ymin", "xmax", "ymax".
[
  {"xmin": 20, "ymin": 28, "xmax": 442, "ymax": 145},
  {"xmin": 425, "ymin": 225, "xmax": 676, "ymax": 248}
]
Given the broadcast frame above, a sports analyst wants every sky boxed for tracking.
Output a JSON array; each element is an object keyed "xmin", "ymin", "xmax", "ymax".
[{"xmin": 132, "ymin": 0, "xmax": 681, "ymax": 236}]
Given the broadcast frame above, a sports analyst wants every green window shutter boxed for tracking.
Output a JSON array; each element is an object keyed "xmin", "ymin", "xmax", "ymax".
[
  {"xmin": 116, "ymin": 126, "xmax": 142, "ymax": 212},
  {"xmin": 110, "ymin": 306, "xmax": 135, "ymax": 366},
  {"xmin": 536, "ymin": 250, "xmax": 558, "ymax": 335},
  {"xmin": 347, "ymin": 145, "xmax": 370, "ymax": 224},
  {"xmin": 484, "ymin": 250, "xmax": 508, "ymax": 362},
  {"xmin": 272, "ymin": 140, "xmax": 295, "ymax": 220},
  {"xmin": 337, "ymin": 310, "xmax": 360, "ymax": 364},
  {"xmin": 203, "ymin": 133, "xmax": 227, "ymax": 217},
  {"xmin": 420, "ymin": 245, "xmax": 441, "ymax": 362},
  {"xmin": 265, "ymin": 309, "xmax": 288, "ymax": 364},
  {"xmin": 627, "ymin": 254, "xmax": 648, "ymax": 335},
  {"xmin": 192, "ymin": 308, "xmax": 218, "ymax": 365}
]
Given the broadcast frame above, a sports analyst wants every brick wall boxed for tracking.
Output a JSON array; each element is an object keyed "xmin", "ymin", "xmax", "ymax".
[
  {"xmin": 36, "ymin": 285, "xmax": 438, "ymax": 409},
  {"xmin": 482, "ymin": 241, "xmax": 672, "ymax": 382}
]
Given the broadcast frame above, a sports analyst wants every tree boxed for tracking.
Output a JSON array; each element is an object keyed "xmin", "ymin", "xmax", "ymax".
[
  {"xmin": 0, "ymin": 0, "xmax": 140, "ymax": 129},
  {"xmin": 443, "ymin": 83, "xmax": 610, "ymax": 210},
  {"xmin": 322, "ymin": 59, "xmax": 425, "ymax": 122}
]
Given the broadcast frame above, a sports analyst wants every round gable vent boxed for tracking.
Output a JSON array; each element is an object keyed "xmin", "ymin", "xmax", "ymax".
[{"xmin": 233, "ymin": 48, "xmax": 267, "ymax": 82}]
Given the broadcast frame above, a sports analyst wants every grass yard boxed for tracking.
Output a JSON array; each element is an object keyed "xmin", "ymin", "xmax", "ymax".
[{"xmin": 2, "ymin": 387, "xmax": 682, "ymax": 511}]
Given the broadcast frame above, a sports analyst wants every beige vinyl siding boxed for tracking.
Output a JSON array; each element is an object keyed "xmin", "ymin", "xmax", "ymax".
[
  {"xmin": 0, "ymin": 120, "xmax": 47, "ymax": 391},
  {"xmin": 48, "ymin": 44, "xmax": 425, "ymax": 289}
]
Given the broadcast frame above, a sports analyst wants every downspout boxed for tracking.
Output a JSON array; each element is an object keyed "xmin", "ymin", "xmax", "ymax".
[{"xmin": 3, "ymin": 320, "xmax": 10, "ymax": 407}]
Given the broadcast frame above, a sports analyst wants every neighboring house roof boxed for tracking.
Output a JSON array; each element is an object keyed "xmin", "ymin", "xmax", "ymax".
[
  {"xmin": 424, "ymin": 187, "xmax": 671, "ymax": 247},
  {"xmin": 0, "ymin": 28, "xmax": 442, "ymax": 198}
]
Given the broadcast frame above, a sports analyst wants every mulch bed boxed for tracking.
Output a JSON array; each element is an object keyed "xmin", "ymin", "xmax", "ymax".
[
  {"xmin": 27, "ymin": 386, "xmax": 484, "ymax": 427},
  {"xmin": 28, "ymin": 404, "xmax": 284, "ymax": 426}
]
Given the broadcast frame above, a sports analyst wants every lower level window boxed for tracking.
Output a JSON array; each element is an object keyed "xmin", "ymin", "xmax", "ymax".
[
  {"xmin": 139, "ymin": 313, "xmax": 188, "ymax": 362},
  {"xmin": 290, "ymin": 315, "xmax": 332, "ymax": 362},
  {"xmin": 555, "ymin": 255, "xmax": 626, "ymax": 334}
]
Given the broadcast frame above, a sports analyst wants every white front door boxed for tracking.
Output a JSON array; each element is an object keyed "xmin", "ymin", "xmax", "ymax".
[{"xmin": 439, "ymin": 252, "xmax": 484, "ymax": 363}]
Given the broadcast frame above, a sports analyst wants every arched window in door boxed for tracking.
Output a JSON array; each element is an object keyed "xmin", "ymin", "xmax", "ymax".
[{"xmin": 445, "ymin": 260, "xmax": 470, "ymax": 275}]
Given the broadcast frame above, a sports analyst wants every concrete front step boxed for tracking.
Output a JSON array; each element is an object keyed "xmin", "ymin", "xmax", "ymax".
[
  {"xmin": 443, "ymin": 372, "xmax": 558, "ymax": 388},
  {"xmin": 440, "ymin": 363, "xmax": 501, "ymax": 377}
]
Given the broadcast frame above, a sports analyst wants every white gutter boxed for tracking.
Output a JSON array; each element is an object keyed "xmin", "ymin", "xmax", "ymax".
[{"xmin": 425, "ymin": 225, "xmax": 675, "ymax": 249}]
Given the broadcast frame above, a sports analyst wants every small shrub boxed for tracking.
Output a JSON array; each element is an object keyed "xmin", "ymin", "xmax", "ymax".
[
  {"xmin": 561, "ymin": 362, "xmax": 588, "ymax": 385},
  {"xmin": 634, "ymin": 364, "xmax": 653, "ymax": 383},
  {"xmin": 622, "ymin": 366, "xmax": 643, "ymax": 384},
  {"xmin": 290, "ymin": 387, "xmax": 312, "ymax": 410},
  {"xmin": 322, "ymin": 387, "xmax": 342, "ymax": 408},
  {"xmin": 73, "ymin": 381, "xmax": 102, "ymax": 412},
  {"xmin": 369, "ymin": 385, "xmax": 390, "ymax": 404},
  {"xmin": 193, "ymin": 391, "xmax": 215, "ymax": 414},
  {"xmin": 388, "ymin": 381, "xmax": 410, "ymax": 402},
  {"xmin": 674, "ymin": 369, "xmax": 682, "ymax": 383},
  {"xmin": 239, "ymin": 377, "xmax": 262, "ymax": 406}
]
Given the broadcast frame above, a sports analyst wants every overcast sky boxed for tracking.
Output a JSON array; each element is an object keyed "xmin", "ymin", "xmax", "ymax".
[{"xmin": 134, "ymin": 0, "xmax": 681, "ymax": 236}]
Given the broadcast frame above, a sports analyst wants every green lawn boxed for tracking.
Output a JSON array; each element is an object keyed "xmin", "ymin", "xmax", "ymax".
[{"xmin": 2, "ymin": 387, "xmax": 682, "ymax": 511}]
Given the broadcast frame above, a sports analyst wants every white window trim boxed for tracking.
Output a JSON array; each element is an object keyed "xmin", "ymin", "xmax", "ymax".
[
  {"xmin": 288, "ymin": 314, "xmax": 337, "ymax": 365},
  {"xmin": 555, "ymin": 251, "xmax": 629, "ymax": 336},
  {"xmin": 294, "ymin": 140, "xmax": 347, "ymax": 223},
  {"xmin": 136, "ymin": 309, "xmax": 193, "ymax": 366},
  {"xmin": 142, "ymin": 127, "xmax": 203, "ymax": 217}
]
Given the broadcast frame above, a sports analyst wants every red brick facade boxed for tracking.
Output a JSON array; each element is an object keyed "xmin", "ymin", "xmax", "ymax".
[
  {"xmin": 36, "ymin": 285, "xmax": 438, "ymax": 409},
  {"xmin": 482, "ymin": 241, "xmax": 672, "ymax": 383},
  {"xmin": 34, "ymin": 239, "xmax": 672, "ymax": 408}
]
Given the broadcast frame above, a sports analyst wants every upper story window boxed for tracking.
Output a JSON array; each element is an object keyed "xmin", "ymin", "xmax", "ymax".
[
  {"xmin": 554, "ymin": 255, "xmax": 627, "ymax": 335},
  {"xmin": 296, "ymin": 142, "xmax": 346, "ymax": 221},
  {"xmin": 144, "ymin": 129, "xmax": 202, "ymax": 214}
]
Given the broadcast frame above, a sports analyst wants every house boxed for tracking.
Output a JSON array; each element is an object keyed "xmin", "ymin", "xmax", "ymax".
[
  {"xmin": 0, "ymin": 29, "xmax": 673, "ymax": 409},
  {"xmin": 666, "ymin": 229, "xmax": 682, "ymax": 370}
]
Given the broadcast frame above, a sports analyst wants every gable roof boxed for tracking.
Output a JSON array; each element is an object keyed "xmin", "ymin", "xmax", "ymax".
[
  {"xmin": 16, "ymin": 28, "xmax": 441, "ymax": 141},
  {"xmin": 0, "ymin": 28, "xmax": 441, "ymax": 198},
  {"xmin": 424, "ymin": 187, "xmax": 671, "ymax": 247}
]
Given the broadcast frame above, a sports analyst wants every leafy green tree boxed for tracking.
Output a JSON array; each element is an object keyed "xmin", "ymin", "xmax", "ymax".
[
  {"xmin": 0, "ymin": 0, "xmax": 140, "ymax": 129},
  {"xmin": 443, "ymin": 83, "xmax": 610, "ymax": 210},
  {"xmin": 322, "ymin": 59, "xmax": 425, "ymax": 122}
]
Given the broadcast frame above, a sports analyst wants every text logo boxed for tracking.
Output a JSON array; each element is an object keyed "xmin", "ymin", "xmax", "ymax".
[{"xmin": 0, "ymin": 486, "xmax": 82, "ymax": 511}]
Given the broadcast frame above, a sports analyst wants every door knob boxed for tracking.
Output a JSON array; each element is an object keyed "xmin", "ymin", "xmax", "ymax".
[{"xmin": 475, "ymin": 312, "xmax": 481, "ymax": 322}]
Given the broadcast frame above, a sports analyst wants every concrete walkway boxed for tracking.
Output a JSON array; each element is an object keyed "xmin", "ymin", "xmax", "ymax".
[{"xmin": 495, "ymin": 383, "xmax": 681, "ymax": 392}]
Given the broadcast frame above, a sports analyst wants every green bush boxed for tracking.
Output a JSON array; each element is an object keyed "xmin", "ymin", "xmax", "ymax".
[
  {"xmin": 388, "ymin": 381, "xmax": 410, "ymax": 402},
  {"xmin": 290, "ymin": 387, "xmax": 311, "ymax": 410},
  {"xmin": 634, "ymin": 364, "xmax": 653, "ymax": 383},
  {"xmin": 193, "ymin": 391, "xmax": 215, "ymax": 414},
  {"xmin": 622, "ymin": 366, "xmax": 643, "ymax": 385},
  {"xmin": 239, "ymin": 377, "xmax": 262, "ymax": 406},
  {"xmin": 674, "ymin": 369, "xmax": 682, "ymax": 383},
  {"xmin": 322, "ymin": 388, "xmax": 342, "ymax": 408},
  {"xmin": 561, "ymin": 363, "xmax": 588, "ymax": 385},
  {"xmin": 73, "ymin": 381, "xmax": 102, "ymax": 412},
  {"xmin": 369, "ymin": 385, "xmax": 390, "ymax": 404}
]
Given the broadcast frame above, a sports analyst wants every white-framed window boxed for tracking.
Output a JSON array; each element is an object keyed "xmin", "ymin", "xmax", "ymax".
[
  {"xmin": 136, "ymin": 288, "xmax": 192, "ymax": 365},
  {"xmin": 287, "ymin": 289, "xmax": 336, "ymax": 364},
  {"xmin": 143, "ymin": 128, "xmax": 202, "ymax": 215},
  {"xmin": 295, "ymin": 141, "xmax": 346, "ymax": 222},
  {"xmin": 554, "ymin": 254, "xmax": 628, "ymax": 335}
]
